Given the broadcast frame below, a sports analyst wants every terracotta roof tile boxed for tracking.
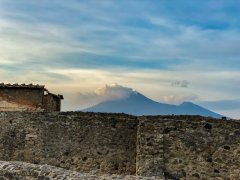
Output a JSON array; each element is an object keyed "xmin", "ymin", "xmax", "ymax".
[{"xmin": 0, "ymin": 83, "xmax": 45, "ymax": 89}]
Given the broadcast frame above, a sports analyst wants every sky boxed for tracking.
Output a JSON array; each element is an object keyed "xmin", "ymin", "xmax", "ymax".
[{"xmin": 0, "ymin": 0, "xmax": 239, "ymax": 118}]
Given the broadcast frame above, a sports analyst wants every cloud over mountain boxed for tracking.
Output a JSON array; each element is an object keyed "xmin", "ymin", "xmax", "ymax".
[
  {"xmin": 94, "ymin": 84, "xmax": 134, "ymax": 100},
  {"xmin": 0, "ymin": 1, "xmax": 239, "ymax": 119},
  {"xmin": 83, "ymin": 84, "xmax": 222, "ymax": 118},
  {"xmin": 77, "ymin": 84, "xmax": 135, "ymax": 108},
  {"xmin": 163, "ymin": 94, "xmax": 198, "ymax": 104}
]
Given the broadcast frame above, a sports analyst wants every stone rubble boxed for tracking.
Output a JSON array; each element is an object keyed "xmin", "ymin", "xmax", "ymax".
[{"xmin": 0, "ymin": 161, "xmax": 162, "ymax": 180}]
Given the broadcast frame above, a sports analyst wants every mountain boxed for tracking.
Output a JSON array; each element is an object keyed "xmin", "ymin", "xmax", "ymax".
[{"xmin": 83, "ymin": 91, "xmax": 222, "ymax": 118}]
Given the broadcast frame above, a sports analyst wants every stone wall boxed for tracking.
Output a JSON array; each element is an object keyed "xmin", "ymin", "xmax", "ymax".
[
  {"xmin": 0, "ymin": 112, "xmax": 138, "ymax": 175},
  {"xmin": 43, "ymin": 94, "xmax": 61, "ymax": 112},
  {"xmin": 0, "ymin": 112, "xmax": 240, "ymax": 179},
  {"xmin": 137, "ymin": 116, "xmax": 240, "ymax": 179},
  {"xmin": 0, "ymin": 161, "xmax": 153, "ymax": 180}
]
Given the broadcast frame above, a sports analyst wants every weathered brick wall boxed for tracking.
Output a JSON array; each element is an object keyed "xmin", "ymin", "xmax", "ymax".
[
  {"xmin": 0, "ymin": 112, "xmax": 138, "ymax": 175},
  {"xmin": 0, "ymin": 112, "xmax": 240, "ymax": 179}
]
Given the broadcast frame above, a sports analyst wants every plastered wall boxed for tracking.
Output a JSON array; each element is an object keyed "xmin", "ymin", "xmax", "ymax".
[{"xmin": 0, "ymin": 88, "xmax": 44, "ymax": 111}]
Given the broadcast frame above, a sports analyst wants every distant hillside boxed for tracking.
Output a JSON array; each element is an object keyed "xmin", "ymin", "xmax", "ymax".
[{"xmin": 83, "ymin": 91, "xmax": 222, "ymax": 118}]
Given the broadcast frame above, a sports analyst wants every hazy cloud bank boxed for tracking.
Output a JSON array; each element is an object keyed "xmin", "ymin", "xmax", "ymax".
[{"xmin": 76, "ymin": 84, "xmax": 135, "ymax": 108}]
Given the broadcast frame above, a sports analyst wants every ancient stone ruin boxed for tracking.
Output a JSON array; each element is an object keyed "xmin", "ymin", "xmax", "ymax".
[
  {"xmin": 0, "ymin": 112, "xmax": 240, "ymax": 179},
  {"xmin": 0, "ymin": 83, "xmax": 63, "ymax": 112}
]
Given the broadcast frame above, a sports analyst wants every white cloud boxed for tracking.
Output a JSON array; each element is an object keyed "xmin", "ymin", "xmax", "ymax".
[
  {"xmin": 1, "ymin": 1, "xmax": 240, "ymax": 70},
  {"xmin": 0, "ymin": 59, "xmax": 15, "ymax": 65},
  {"xmin": 1, "ymin": 64, "xmax": 238, "ymax": 118},
  {"xmin": 0, "ymin": 1, "xmax": 239, "ymax": 119},
  {"xmin": 148, "ymin": 16, "xmax": 177, "ymax": 29},
  {"xmin": 45, "ymin": 67, "xmax": 240, "ymax": 102},
  {"xmin": 95, "ymin": 84, "xmax": 134, "ymax": 99},
  {"xmin": 163, "ymin": 94, "xmax": 198, "ymax": 104},
  {"xmin": 0, "ymin": 15, "xmax": 113, "ymax": 66},
  {"xmin": 75, "ymin": 84, "xmax": 134, "ymax": 109}
]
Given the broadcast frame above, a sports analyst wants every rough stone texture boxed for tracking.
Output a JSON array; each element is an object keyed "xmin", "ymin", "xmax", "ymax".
[
  {"xmin": 0, "ymin": 112, "xmax": 240, "ymax": 179},
  {"xmin": 137, "ymin": 116, "xmax": 240, "ymax": 179},
  {"xmin": 43, "ymin": 94, "xmax": 61, "ymax": 112},
  {"xmin": 0, "ymin": 112, "xmax": 138, "ymax": 175},
  {"xmin": 0, "ymin": 161, "xmax": 160, "ymax": 180},
  {"xmin": 136, "ymin": 118, "xmax": 164, "ymax": 177}
]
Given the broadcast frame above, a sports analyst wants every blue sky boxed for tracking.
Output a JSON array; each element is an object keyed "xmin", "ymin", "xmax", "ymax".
[{"xmin": 0, "ymin": 0, "xmax": 240, "ymax": 118}]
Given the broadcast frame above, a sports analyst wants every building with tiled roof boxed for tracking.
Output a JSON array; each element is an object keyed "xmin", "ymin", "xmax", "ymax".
[{"xmin": 0, "ymin": 83, "xmax": 63, "ymax": 112}]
